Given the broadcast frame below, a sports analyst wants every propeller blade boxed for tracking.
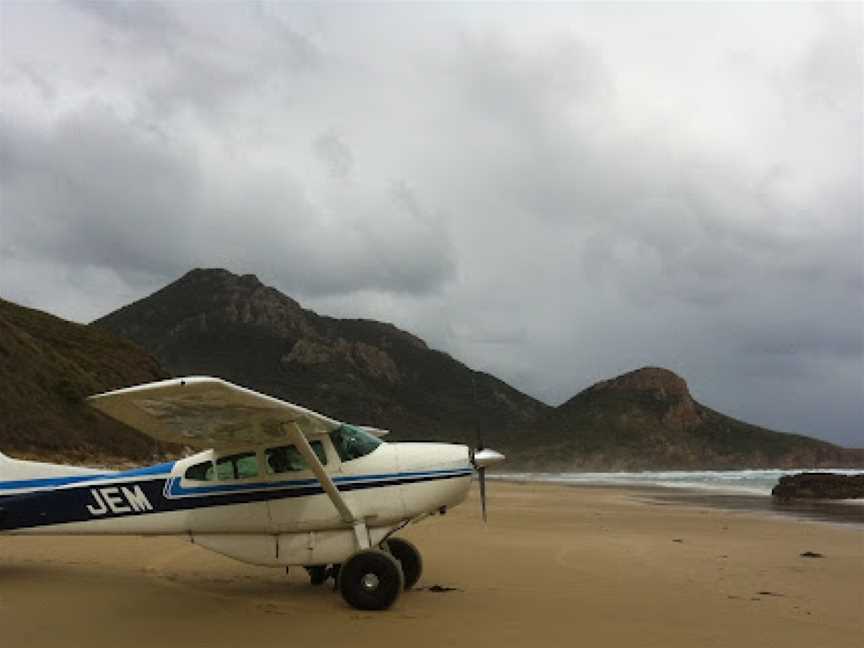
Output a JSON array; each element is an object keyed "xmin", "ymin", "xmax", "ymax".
[
  {"xmin": 470, "ymin": 444, "xmax": 503, "ymax": 523},
  {"xmin": 479, "ymin": 466, "xmax": 487, "ymax": 523}
]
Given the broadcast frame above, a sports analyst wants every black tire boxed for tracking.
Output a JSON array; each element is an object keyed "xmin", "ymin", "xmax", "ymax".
[
  {"xmin": 386, "ymin": 537, "xmax": 423, "ymax": 590},
  {"xmin": 339, "ymin": 549, "xmax": 404, "ymax": 611}
]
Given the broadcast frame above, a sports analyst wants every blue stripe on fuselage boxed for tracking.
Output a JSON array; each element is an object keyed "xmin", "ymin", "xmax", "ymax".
[
  {"xmin": 0, "ymin": 468, "xmax": 473, "ymax": 532},
  {"xmin": 163, "ymin": 467, "xmax": 473, "ymax": 498},
  {"xmin": 0, "ymin": 462, "xmax": 176, "ymax": 492}
]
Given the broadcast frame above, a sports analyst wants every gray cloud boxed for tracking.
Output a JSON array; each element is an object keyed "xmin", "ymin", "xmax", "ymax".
[
  {"xmin": 1, "ymin": 2, "xmax": 861, "ymax": 446},
  {"xmin": 66, "ymin": 0, "xmax": 179, "ymax": 46},
  {"xmin": 313, "ymin": 131, "xmax": 354, "ymax": 180},
  {"xmin": 0, "ymin": 104, "xmax": 455, "ymax": 298}
]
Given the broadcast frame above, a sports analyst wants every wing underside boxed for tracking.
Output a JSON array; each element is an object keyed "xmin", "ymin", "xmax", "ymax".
[{"xmin": 88, "ymin": 377, "xmax": 342, "ymax": 449}]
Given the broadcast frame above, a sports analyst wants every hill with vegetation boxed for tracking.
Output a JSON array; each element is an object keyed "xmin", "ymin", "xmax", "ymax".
[
  {"xmin": 0, "ymin": 298, "xmax": 175, "ymax": 465},
  {"xmin": 91, "ymin": 269, "xmax": 864, "ymax": 470},
  {"xmin": 517, "ymin": 367, "xmax": 863, "ymax": 469}
]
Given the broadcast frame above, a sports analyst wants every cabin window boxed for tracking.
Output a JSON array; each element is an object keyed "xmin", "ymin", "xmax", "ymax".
[
  {"xmin": 329, "ymin": 424, "xmax": 382, "ymax": 462},
  {"xmin": 234, "ymin": 453, "xmax": 259, "ymax": 479},
  {"xmin": 266, "ymin": 440, "xmax": 327, "ymax": 474},
  {"xmin": 215, "ymin": 452, "xmax": 259, "ymax": 480},
  {"xmin": 185, "ymin": 461, "xmax": 215, "ymax": 481}
]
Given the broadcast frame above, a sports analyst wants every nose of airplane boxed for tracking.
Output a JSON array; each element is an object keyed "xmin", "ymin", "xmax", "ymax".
[
  {"xmin": 468, "ymin": 444, "xmax": 506, "ymax": 523},
  {"xmin": 471, "ymin": 448, "xmax": 506, "ymax": 469},
  {"xmin": 395, "ymin": 442, "xmax": 472, "ymax": 472}
]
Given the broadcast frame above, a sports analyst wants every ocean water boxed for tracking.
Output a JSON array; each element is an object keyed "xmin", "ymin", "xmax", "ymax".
[
  {"xmin": 491, "ymin": 469, "xmax": 864, "ymax": 526},
  {"xmin": 493, "ymin": 468, "xmax": 863, "ymax": 496}
]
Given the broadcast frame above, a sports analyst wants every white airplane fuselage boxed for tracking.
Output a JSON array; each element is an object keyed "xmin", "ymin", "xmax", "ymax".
[{"xmin": 0, "ymin": 439, "xmax": 473, "ymax": 567}]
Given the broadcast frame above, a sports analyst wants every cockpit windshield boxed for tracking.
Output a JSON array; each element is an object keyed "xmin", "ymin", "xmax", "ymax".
[{"xmin": 329, "ymin": 424, "xmax": 383, "ymax": 462}]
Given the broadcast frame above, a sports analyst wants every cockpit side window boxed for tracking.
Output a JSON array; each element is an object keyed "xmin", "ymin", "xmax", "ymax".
[
  {"xmin": 266, "ymin": 441, "xmax": 327, "ymax": 474},
  {"xmin": 329, "ymin": 425, "xmax": 382, "ymax": 462},
  {"xmin": 184, "ymin": 460, "xmax": 215, "ymax": 481},
  {"xmin": 234, "ymin": 453, "xmax": 259, "ymax": 479},
  {"xmin": 215, "ymin": 452, "xmax": 259, "ymax": 480},
  {"xmin": 215, "ymin": 457, "xmax": 235, "ymax": 481}
]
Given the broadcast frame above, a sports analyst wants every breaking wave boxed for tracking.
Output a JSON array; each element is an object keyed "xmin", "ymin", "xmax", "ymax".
[{"xmin": 493, "ymin": 469, "xmax": 863, "ymax": 498}]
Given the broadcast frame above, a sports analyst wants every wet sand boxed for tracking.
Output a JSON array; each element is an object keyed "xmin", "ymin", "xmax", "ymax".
[
  {"xmin": 2, "ymin": 482, "xmax": 862, "ymax": 647},
  {"xmin": 639, "ymin": 488, "xmax": 864, "ymax": 526}
]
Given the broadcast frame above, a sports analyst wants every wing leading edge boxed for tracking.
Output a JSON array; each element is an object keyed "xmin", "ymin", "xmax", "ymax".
[{"xmin": 88, "ymin": 376, "xmax": 342, "ymax": 449}]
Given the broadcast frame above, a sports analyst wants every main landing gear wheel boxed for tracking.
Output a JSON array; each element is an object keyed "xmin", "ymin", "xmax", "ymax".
[
  {"xmin": 385, "ymin": 537, "xmax": 423, "ymax": 590},
  {"xmin": 339, "ymin": 549, "xmax": 404, "ymax": 611}
]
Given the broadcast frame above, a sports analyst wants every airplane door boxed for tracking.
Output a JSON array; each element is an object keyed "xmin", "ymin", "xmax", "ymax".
[
  {"xmin": 265, "ymin": 437, "xmax": 343, "ymax": 533},
  {"xmin": 182, "ymin": 450, "xmax": 271, "ymax": 534}
]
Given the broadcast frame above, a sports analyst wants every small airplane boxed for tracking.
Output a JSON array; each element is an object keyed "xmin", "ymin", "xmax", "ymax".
[{"xmin": 0, "ymin": 376, "xmax": 504, "ymax": 610}]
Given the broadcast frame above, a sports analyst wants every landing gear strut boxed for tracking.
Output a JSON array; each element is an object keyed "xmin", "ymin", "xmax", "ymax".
[
  {"xmin": 304, "ymin": 564, "xmax": 340, "ymax": 587},
  {"xmin": 304, "ymin": 565, "xmax": 328, "ymax": 586}
]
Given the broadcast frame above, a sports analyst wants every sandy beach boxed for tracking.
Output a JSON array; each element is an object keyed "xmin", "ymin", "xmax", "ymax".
[{"xmin": 2, "ymin": 482, "xmax": 861, "ymax": 647}]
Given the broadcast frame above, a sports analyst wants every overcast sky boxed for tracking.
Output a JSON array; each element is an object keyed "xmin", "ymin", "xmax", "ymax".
[{"xmin": 1, "ymin": 2, "xmax": 861, "ymax": 446}]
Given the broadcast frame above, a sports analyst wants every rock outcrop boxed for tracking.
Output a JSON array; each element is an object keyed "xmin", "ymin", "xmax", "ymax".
[
  {"xmin": 582, "ymin": 367, "xmax": 703, "ymax": 429},
  {"xmin": 772, "ymin": 473, "xmax": 864, "ymax": 500}
]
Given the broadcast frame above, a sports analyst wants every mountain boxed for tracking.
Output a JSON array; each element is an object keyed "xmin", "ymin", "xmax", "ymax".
[
  {"xmin": 93, "ymin": 269, "xmax": 863, "ymax": 470},
  {"xmin": 0, "ymin": 298, "xmax": 174, "ymax": 464},
  {"xmin": 520, "ymin": 367, "xmax": 864, "ymax": 470},
  {"xmin": 94, "ymin": 269, "xmax": 546, "ymax": 444},
  {"xmin": 4, "ymin": 270, "xmax": 856, "ymax": 469}
]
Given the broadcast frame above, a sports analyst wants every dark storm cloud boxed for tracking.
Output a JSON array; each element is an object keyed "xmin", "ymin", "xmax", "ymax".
[
  {"xmin": 384, "ymin": 7, "xmax": 862, "ymax": 445},
  {"xmin": 0, "ymin": 106, "xmax": 197, "ymax": 273},
  {"xmin": 0, "ymin": 104, "xmax": 455, "ymax": 297},
  {"xmin": 0, "ymin": 2, "xmax": 860, "ymax": 445}
]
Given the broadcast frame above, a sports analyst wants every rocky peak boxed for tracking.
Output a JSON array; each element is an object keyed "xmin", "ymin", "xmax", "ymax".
[
  {"xmin": 183, "ymin": 267, "xmax": 243, "ymax": 282},
  {"xmin": 176, "ymin": 268, "xmax": 283, "ymax": 303},
  {"xmin": 590, "ymin": 367, "xmax": 692, "ymax": 401},
  {"xmin": 164, "ymin": 268, "xmax": 309, "ymax": 332},
  {"xmin": 576, "ymin": 367, "xmax": 702, "ymax": 429}
]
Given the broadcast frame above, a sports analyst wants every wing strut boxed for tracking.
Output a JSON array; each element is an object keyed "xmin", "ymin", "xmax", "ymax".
[{"xmin": 284, "ymin": 422, "xmax": 355, "ymax": 525}]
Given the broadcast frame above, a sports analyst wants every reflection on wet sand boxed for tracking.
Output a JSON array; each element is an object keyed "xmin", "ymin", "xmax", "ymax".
[{"xmin": 638, "ymin": 488, "xmax": 864, "ymax": 526}]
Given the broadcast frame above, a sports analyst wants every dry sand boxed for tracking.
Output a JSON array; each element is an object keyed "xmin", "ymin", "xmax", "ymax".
[{"xmin": 2, "ymin": 482, "xmax": 861, "ymax": 647}]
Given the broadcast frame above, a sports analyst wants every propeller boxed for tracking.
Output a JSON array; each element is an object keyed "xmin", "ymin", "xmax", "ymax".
[
  {"xmin": 469, "ymin": 376, "xmax": 505, "ymax": 522},
  {"xmin": 469, "ymin": 437, "xmax": 505, "ymax": 523},
  {"xmin": 477, "ymin": 436, "xmax": 487, "ymax": 523}
]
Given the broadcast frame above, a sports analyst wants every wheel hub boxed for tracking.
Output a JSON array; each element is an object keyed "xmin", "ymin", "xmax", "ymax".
[{"xmin": 361, "ymin": 572, "xmax": 380, "ymax": 591}]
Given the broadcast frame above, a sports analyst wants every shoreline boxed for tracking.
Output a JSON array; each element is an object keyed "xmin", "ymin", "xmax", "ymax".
[{"xmin": 491, "ymin": 474, "xmax": 864, "ymax": 527}]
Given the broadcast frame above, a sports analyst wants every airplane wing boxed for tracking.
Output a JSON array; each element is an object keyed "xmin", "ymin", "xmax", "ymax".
[
  {"xmin": 90, "ymin": 376, "xmax": 368, "ymax": 526},
  {"xmin": 88, "ymin": 376, "xmax": 343, "ymax": 449}
]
